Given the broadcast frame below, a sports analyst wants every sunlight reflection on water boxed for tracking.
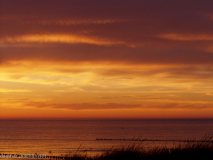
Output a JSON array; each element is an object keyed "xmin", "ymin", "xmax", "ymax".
[{"xmin": 1, "ymin": 119, "xmax": 213, "ymax": 156}]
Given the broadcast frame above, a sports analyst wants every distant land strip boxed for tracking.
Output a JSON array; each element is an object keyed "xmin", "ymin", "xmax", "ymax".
[{"xmin": 96, "ymin": 138, "xmax": 213, "ymax": 142}]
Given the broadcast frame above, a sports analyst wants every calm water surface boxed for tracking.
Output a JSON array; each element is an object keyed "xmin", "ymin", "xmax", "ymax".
[{"xmin": 0, "ymin": 119, "xmax": 213, "ymax": 156}]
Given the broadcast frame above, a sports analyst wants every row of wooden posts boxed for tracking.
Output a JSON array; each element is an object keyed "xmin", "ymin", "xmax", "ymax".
[
  {"xmin": 0, "ymin": 154, "xmax": 93, "ymax": 160},
  {"xmin": 0, "ymin": 154, "xmax": 64, "ymax": 159}
]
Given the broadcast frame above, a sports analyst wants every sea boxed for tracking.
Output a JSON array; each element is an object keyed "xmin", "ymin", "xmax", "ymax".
[{"xmin": 0, "ymin": 119, "xmax": 213, "ymax": 158}]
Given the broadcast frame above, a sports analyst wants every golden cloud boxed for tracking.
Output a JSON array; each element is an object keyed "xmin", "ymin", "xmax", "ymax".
[
  {"xmin": 1, "ymin": 34, "xmax": 126, "ymax": 46},
  {"xmin": 0, "ymin": 88, "xmax": 30, "ymax": 93},
  {"xmin": 159, "ymin": 33, "xmax": 213, "ymax": 41}
]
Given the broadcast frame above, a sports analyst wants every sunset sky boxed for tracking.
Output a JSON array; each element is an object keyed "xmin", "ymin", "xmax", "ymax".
[{"xmin": 1, "ymin": 0, "xmax": 213, "ymax": 119}]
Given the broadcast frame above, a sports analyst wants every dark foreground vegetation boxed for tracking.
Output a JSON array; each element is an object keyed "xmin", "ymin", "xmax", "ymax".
[{"xmin": 64, "ymin": 136, "xmax": 213, "ymax": 160}]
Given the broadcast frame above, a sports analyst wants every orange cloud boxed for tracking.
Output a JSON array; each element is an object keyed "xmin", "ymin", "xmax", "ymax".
[
  {"xmin": 1, "ymin": 105, "xmax": 213, "ymax": 119},
  {"xmin": 37, "ymin": 19, "xmax": 129, "ymax": 26},
  {"xmin": 1, "ymin": 34, "xmax": 126, "ymax": 46},
  {"xmin": 158, "ymin": 33, "xmax": 213, "ymax": 41},
  {"xmin": 0, "ymin": 88, "xmax": 30, "ymax": 93},
  {"xmin": 1, "ymin": 0, "xmax": 213, "ymax": 119}
]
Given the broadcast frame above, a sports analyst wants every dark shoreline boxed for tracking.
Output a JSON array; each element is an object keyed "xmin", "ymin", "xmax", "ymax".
[{"xmin": 1, "ymin": 139, "xmax": 213, "ymax": 160}]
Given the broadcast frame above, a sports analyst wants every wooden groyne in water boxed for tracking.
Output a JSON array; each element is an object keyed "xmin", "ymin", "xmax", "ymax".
[
  {"xmin": 0, "ymin": 154, "xmax": 65, "ymax": 159},
  {"xmin": 0, "ymin": 153, "xmax": 95, "ymax": 160},
  {"xmin": 96, "ymin": 138, "xmax": 213, "ymax": 143}
]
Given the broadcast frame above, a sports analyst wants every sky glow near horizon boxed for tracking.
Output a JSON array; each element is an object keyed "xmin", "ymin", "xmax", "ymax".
[{"xmin": 0, "ymin": 0, "xmax": 213, "ymax": 119}]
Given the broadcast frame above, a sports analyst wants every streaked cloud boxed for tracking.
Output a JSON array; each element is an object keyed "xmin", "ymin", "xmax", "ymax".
[
  {"xmin": 1, "ymin": 34, "xmax": 126, "ymax": 46},
  {"xmin": 37, "ymin": 19, "xmax": 129, "ymax": 26},
  {"xmin": 159, "ymin": 33, "xmax": 213, "ymax": 41},
  {"xmin": 0, "ymin": 88, "xmax": 30, "ymax": 93},
  {"xmin": 1, "ymin": 0, "xmax": 213, "ymax": 118}
]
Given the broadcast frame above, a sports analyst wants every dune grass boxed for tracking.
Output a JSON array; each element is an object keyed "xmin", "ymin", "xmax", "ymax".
[
  {"xmin": 63, "ymin": 135, "xmax": 213, "ymax": 160},
  {"xmin": 97, "ymin": 141, "xmax": 213, "ymax": 160}
]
